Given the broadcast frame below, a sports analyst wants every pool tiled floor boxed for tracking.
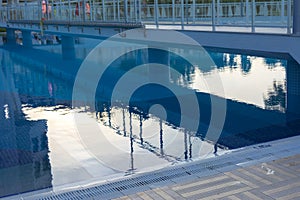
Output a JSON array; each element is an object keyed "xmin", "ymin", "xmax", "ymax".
[{"xmin": 113, "ymin": 154, "xmax": 300, "ymax": 200}]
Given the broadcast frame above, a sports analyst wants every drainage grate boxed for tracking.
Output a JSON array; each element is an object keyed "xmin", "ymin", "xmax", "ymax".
[
  {"xmin": 32, "ymin": 170, "xmax": 195, "ymax": 199},
  {"xmin": 21, "ymin": 141, "xmax": 290, "ymax": 200},
  {"xmin": 27, "ymin": 159, "xmax": 236, "ymax": 200}
]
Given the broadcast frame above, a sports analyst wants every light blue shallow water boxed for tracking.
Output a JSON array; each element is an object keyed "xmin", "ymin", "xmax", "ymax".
[{"xmin": 0, "ymin": 38, "xmax": 299, "ymax": 198}]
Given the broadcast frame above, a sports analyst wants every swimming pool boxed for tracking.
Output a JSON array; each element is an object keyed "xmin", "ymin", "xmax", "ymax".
[{"xmin": 0, "ymin": 36, "xmax": 299, "ymax": 198}]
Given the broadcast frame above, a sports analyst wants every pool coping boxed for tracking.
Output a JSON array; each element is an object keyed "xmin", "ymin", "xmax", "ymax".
[{"xmin": 2, "ymin": 134, "xmax": 300, "ymax": 200}]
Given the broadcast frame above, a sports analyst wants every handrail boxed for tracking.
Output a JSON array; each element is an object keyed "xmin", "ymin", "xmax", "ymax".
[{"xmin": 0, "ymin": 1, "xmax": 294, "ymax": 34}]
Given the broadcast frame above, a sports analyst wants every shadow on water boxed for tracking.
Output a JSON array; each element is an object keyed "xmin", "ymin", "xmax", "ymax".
[{"xmin": 1, "ymin": 41, "xmax": 300, "ymax": 197}]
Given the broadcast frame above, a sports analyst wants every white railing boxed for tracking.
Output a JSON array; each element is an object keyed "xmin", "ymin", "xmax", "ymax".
[{"xmin": 0, "ymin": 0, "xmax": 294, "ymax": 33}]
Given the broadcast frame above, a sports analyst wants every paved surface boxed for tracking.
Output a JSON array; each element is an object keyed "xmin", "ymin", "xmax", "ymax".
[
  {"xmin": 5, "ymin": 135, "xmax": 300, "ymax": 200},
  {"xmin": 113, "ymin": 154, "xmax": 300, "ymax": 200}
]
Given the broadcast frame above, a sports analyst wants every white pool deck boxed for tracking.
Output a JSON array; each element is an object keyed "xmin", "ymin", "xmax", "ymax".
[{"xmin": 113, "ymin": 136, "xmax": 300, "ymax": 200}]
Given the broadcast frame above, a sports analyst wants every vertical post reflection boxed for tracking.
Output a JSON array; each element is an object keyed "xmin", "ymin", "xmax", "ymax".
[
  {"xmin": 124, "ymin": 0, "xmax": 128, "ymax": 22},
  {"xmin": 139, "ymin": 114, "xmax": 144, "ymax": 145},
  {"xmin": 129, "ymin": 110, "xmax": 134, "ymax": 153},
  {"xmin": 189, "ymin": 134, "xmax": 192, "ymax": 159},
  {"xmin": 95, "ymin": 102, "xmax": 103, "ymax": 120},
  {"xmin": 122, "ymin": 107, "xmax": 126, "ymax": 136},
  {"xmin": 108, "ymin": 104, "xmax": 111, "ymax": 127},
  {"xmin": 117, "ymin": 0, "xmax": 120, "ymax": 21},
  {"xmin": 129, "ymin": 109, "xmax": 135, "ymax": 173},
  {"xmin": 184, "ymin": 130, "xmax": 188, "ymax": 160},
  {"xmin": 159, "ymin": 118, "xmax": 164, "ymax": 156}
]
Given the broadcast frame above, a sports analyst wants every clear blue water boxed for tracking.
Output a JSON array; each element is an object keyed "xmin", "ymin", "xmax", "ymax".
[{"xmin": 0, "ymin": 39, "xmax": 300, "ymax": 198}]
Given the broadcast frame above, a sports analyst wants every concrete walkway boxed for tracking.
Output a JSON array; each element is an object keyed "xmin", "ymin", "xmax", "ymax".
[
  {"xmin": 146, "ymin": 25, "xmax": 290, "ymax": 34},
  {"xmin": 113, "ymin": 154, "xmax": 300, "ymax": 200}
]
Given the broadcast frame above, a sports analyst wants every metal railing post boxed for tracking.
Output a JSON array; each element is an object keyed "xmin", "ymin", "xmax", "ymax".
[
  {"xmin": 138, "ymin": 0, "xmax": 141, "ymax": 22},
  {"xmin": 117, "ymin": 0, "xmax": 120, "ymax": 21},
  {"xmin": 251, "ymin": 0, "xmax": 255, "ymax": 32},
  {"xmin": 113, "ymin": 0, "xmax": 116, "ymax": 21},
  {"xmin": 124, "ymin": 0, "xmax": 128, "ymax": 22},
  {"xmin": 281, "ymin": 0, "xmax": 284, "ymax": 23},
  {"xmin": 241, "ymin": 0, "xmax": 244, "ymax": 16},
  {"xmin": 39, "ymin": 0, "xmax": 42, "ymax": 20},
  {"xmin": 217, "ymin": 0, "xmax": 220, "ymax": 24},
  {"xmin": 6, "ymin": 4, "xmax": 8, "ymax": 21},
  {"xmin": 77, "ymin": 1, "xmax": 81, "ymax": 21},
  {"xmin": 58, "ymin": 0, "xmax": 62, "ymax": 20},
  {"xmin": 83, "ymin": 0, "xmax": 86, "ymax": 21},
  {"xmin": 172, "ymin": 0, "xmax": 175, "ymax": 24},
  {"xmin": 245, "ymin": 0, "xmax": 249, "ymax": 24},
  {"xmin": 287, "ymin": 0, "xmax": 291, "ymax": 34},
  {"xmin": 68, "ymin": 0, "xmax": 71, "ymax": 21},
  {"xmin": 181, "ymin": 0, "xmax": 184, "ymax": 29},
  {"xmin": 212, "ymin": 0, "xmax": 216, "ymax": 31},
  {"xmin": 45, "ymin": 0, "xmax": 48, "ymax": 20},
  {"xmin": 154, "ymin": 0, "xmax": 158, "ymax": 28},
  {"xmin": 192, "ymin": 0, "xmax": 195, "ymax": 24},
  {"xmin": 102, "ymin": 0, "xmax": 106, "ymax": 21},
  {"xmin": 24, "ymin": 0, "xmax": 27, "ymax": 20},
  {"xmin": 89, "ymin": 0, "xmax": 92, "ymax": 21},
  {"xmin": 134, "ymin": 0, "xmax": 137, "ymax": 22},
  {"xmin": 185, "ymin": 0, "xmax": 188, "ymax": 24}
]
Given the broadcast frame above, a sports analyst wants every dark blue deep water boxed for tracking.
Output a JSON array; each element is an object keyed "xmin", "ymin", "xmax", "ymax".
[{"xmin": 0, "ymin": 38, "xmax": 300, "ymax": 198}]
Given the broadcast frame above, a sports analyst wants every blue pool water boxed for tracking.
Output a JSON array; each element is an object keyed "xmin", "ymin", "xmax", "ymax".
[{"xmin": 0, "ymin": 38, "xmax": 300, "ymax": 198}]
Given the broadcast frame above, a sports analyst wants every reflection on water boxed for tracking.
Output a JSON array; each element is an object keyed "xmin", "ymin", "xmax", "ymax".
[
  {"xmin": 0, "ymin": 40, "xmax": 300, "ymax": 198},
  {"xmin": 170, "ymin": 51, "xmax": 287, "ymax": 110},
  {"xmin": 264, "ymin": 81, "xmax": 286, "ymax": 112}
]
